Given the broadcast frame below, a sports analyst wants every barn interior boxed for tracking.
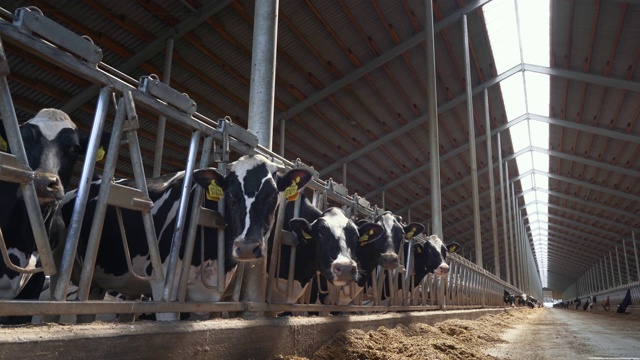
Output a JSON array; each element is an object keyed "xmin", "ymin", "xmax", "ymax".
[{"xmin": 0, "ymin": 0, "xmax": 639, "ymax": 303}]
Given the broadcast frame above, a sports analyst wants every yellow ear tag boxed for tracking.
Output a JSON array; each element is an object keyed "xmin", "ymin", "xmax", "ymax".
[
  {"xmin": 95, "ymin": 146, "xmax": 105, "ymax": 162},
  {"xmin": 206, "ymin": 180, "xmax": 224, "ymax": 201},
  {"xmin": 284, "ymin": 177, "xmax": 300, "ymax": 201},
  {"xmin": 405, "ymin": 227, "xmax": 416, "ymax": 239},
  {"xmin": 416, "ymin": 247, "xmax": 423, "ymax": 254},
  {"xmin": 449, "ymin": 246, "xmax": 457, "ymax": 253},
  {"xmin": 301, "ymin": 230, "xmax": 313, "ymax": 242},
  {"xmin": 359, "ymin": 230, "xmax": 374, "ymax": 245},
  {"xmin": 0, "ymin": 134, "xmax": 7, "ymax": 152}
]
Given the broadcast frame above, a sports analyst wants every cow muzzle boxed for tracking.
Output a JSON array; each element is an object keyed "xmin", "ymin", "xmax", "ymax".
[
  {"xmin": 232, "ymin": 239, "xmax": 263, "ymax": 261},
  {"xmin": 329, "ymin": 261, "xmax": 358, "ymax": 286},
  {"xmin": 434, "ymin": 263, "xmax": 450, "ymax": 276},
  {"xmin": 379, "ymin": 252, "xmax": 399, "ymax": 270},
  {"xmin": 33, "ymin": 172, "xmax": 64, "ymax": 204}
]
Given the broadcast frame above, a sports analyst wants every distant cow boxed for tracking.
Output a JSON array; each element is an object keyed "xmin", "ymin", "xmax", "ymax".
[
  {"xmin": 0, "ymin": 109, "xmax": 98, "ymax": 324},
  {"xmin": 504, "ymin": 290, "xmax": 516, "ymax": 307},
  {"xmin": 616, "ymin": 289, "xmax": 632, "ymax": 314},
  {"xmin": 61, "ymin": 154, "xmax": 312, "ymax": 321}
]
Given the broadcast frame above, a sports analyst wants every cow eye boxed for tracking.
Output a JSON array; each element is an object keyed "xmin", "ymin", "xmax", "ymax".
[{"xmin": 68, "ymin": 144, "xmax": 81, "ymax": 155}]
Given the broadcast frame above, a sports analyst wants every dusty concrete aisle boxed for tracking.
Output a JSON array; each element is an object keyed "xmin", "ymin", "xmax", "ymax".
[{"xmin": 485, "ymin": 308, "xmax": 640, "ymax": 359}]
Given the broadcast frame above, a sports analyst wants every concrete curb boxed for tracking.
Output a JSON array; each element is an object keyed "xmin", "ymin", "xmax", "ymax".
[{"xmin": 0, "ymin": 308, "xmax": 520, "ymax": 359}]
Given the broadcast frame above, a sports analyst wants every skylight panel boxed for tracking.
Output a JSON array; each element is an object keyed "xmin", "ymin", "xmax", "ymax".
[
  {"xmin": 525, "ymin": 72, "xmax": 551, "ymax": 116},
  {"xmin": 501, "ymin": 73, "xmax": 527, "ymax": 121},
  {"xmin": 483, "ymin": 0, "xmax": 520, "ymax": 73},
  {"xmin": 519, "ymin": 0, "xmax": 550, "ymax": 67}
]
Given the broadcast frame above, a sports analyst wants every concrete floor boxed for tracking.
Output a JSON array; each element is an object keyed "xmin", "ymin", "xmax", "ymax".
[{"xmin": 485, "ymin": 308, "xmax": 640, "ymax": 359}]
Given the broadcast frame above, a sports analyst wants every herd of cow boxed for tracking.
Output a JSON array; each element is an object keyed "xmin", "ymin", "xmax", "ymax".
[
  {"xmin": 503, "ymin": 290, "xmax": 542, "ymax": 309},
  {"xmin": 553, "ymin": 289, "xmax": 634, "ymax": 314},
  {"xmin": 0, "ymin": 108, "xmax": 462, "ymax": 324}
]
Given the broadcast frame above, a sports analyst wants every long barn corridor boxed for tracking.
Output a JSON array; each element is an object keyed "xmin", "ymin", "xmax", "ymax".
[{"xmin": 485, "ymin": 308, "xmax": 640, "ymax": 359}]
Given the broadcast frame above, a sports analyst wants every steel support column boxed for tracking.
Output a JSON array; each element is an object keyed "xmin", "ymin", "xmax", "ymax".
[
  {"xmin": 498, "ymin": 132, "xmax": 510, "ymax": 283},
  {"xmin": 243, "ymin": 0, "xmax": 279, "ymax": 316},
  {"xmin": 425, "ymin": 0, "xmax": 442, "ymax": 239}
]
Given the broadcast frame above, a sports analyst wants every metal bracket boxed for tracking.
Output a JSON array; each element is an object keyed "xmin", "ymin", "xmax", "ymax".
[
  {"xmin": 13, "ymin": 7, "xmax": 103, "ymax": 68},
  {"xmin": 139, "ymin": 74, "xmax": 197, "ymax": 115}
]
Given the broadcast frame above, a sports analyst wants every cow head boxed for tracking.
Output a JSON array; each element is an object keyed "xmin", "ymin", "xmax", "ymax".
[
  {"xmin": 205, "ymin": 154, "xmax": 312, "ymax": 261},
  {"xmin": 412, "ymin": 235, "xmax": 460, "ymax": 277},
  {"xmin": 374, "ymin": 212, "xmax": 425, "ymax": 270},
  {"xmin": 3, "ymin": 109, "xmax": 100, "ymax": 205},
  {"xmin": 289, "ymin": 208, "xmax": 383, "ymax": 286}
]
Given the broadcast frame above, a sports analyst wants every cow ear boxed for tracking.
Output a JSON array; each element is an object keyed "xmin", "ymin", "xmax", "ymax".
[
  {"xmin": 404, "ymin": 223, "xmax": 425, "ymax": 239},
  {"xmin": 446, "ymin": 242, "xmax": 461, "ymax": 253},
  {"xmin": 276, "ymin": 169, "xmax": 313, "ymax": 192},
  {"xmin": 357, "ymin": 223, "xmax": 383, "ymax": 246},
  {"xmin": 289, "ymin": 218, "xmax": 314, "ymax": 243},
  {"xmin": 355, "ymin": 219, "xmax": 368, "ymax": 227},
  {"xmin": 79, "ymin": 131, "xmax": 111, "ymax": 162},
  {"xmin": 193, "ymin": 168, "xmax": 226, "ymax": 189}
]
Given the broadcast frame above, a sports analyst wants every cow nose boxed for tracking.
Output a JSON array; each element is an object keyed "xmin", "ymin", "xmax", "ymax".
[
  {"xmin": 232, "ymin": 241, "xmax": 262, "ymax": 261},
  {"xmin": 435, "ymin": 263, "xmax": 450, "ymax": 276},
  {"xmin": 331, "ymin": 262, "xmax": 358, "ymax": 285},
  {"xmin": 33, "ymin": 172, "xmax": 63, "ymax": 202},
  {"xmin": 379, "ymin": 253, "xmax": 399, "ymax": 270}
]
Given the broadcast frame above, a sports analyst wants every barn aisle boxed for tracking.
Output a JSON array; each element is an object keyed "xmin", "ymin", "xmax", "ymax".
[{"xmin": 485, "ymin": 308, "xmax": 640, "ymax": 359}]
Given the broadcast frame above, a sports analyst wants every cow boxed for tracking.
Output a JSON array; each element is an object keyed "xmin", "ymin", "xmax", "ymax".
[
  {"xmin": 373, "ymin": 234, "xmax": 459, "ymax": 306},
  {"xmin": 268, "ymin": 204, "xmax": 383, "ymax": 307},
  {"xmin": 616, "ymin": 289, "xmax": 632, "ymax": 314},
  {"xmin": 504, "ymin": 290, "xmax": 516, "ymax": 307},
  {"xmin": 313, "ymin": 213, "xmax": 425, "ymax": 306},
  {"xmin": 60, "ymin": 154, "xmax": 313, "ymax": 321},
  {"xmin": 0, "ymin": 108, "xmax": 99, "ymax": 324}
]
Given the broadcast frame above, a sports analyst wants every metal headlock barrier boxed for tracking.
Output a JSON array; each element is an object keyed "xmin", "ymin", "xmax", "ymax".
[{"xmin": 0, "ymin": 7, "xmax": 525, "ymax": 320}]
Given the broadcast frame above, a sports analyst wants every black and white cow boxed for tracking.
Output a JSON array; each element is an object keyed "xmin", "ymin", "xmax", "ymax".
[
  {"xmin": 0, "ymin": 108, "xmax": 96, "ymax": 323},
  {"xmin": 269, "ymin": 206, "xmax": 383, "ymax": 306},
  {"xmin": 504, "ymin": 290, "xmax": 516, "ymax": 307},
  {"xmin": 61, "ymin": 154, "xmax": 312, "ymax": 320},
  {"xmin": 397, "ymin": 235, "xmax": 460, "ymax": 304},
  {"xmin": 374, "ymin": 212, "xmax": 425, "ymax": 271},
  {"xmin": 315, "ymin": 214, "xmax": 425, "ymax": 306}
]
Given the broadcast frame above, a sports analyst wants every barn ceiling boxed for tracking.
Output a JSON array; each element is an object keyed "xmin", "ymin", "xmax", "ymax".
[{"xmin": 0, "ymin": 0, "xmax": 638, "ymax": 294}]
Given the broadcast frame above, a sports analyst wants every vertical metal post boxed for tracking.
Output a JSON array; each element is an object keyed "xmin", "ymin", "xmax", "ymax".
[
  {"xmin": 599, "ymin": 259, "xmax": 606, "ymax": 290},
  {"xmin": 497, "ymin": 132, "xmax": 510, "ymax": 283},
  {"xmin": 505, "ymin": 161, "xmax": 516, "ymax": 286},
  {"xmin": 279, "ymin": 119, "xmax": 286, "ymax": 157},
  {"xmin": 604, "ymin": 256, "xmax": 610, "ymax": 289},
  {"xmin": 616, "ymin": 246, "xmax": 622, "ymax": 287},
  {"xmin": 484, "ymin": 88, "xmax": 499, "ymax": 277},
  {"xmin": 609, "ymin": 252, "xmax": 615, "ymax": 288},
  {"xmin": 425, "ymin": 0, "xmax": 442, "ymax": 239},
  {"xmin": 177, "ymin": 136, "xmax": 213, "ymax": 302},
  {"xmin": 161, "ymin": 130, "xmax": 200, "ymax": 302},
  {"xmin": 243, "ymin": 0, "xmax": 279, "ymax": 315},
  {"xmin": 342, "ymin": 162, "xmax": 347, "ymax": 189},
  {"xmin": 622, "ymin": 238, "xmax": 630, "ymax": 284},
  {"xmin": 463, "ymin": 14, "xmax": 482, "ymax": 268},
  {"xmin": 633, "ymin": 231, "xmax": 639, "ymax": 281},
  {"xmin": 510, "ymin": 182, "xmax": 519, "ymax": 288},
  {"xmin": 152, "ymin": 38, "xmax": 174, "ymax": 178},
  {"xmin": 54, "ymin": 87, "xmax": 111, "ymax": 301}
]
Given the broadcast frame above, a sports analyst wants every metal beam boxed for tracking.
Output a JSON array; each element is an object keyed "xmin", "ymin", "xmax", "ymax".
[
  {"xmin": 61, "ymin": 0, "xmax": 235, "ymax": 113},
  {"xmin": 524, "ymin": 63, "xmax": 640, "ymax": 94}
]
